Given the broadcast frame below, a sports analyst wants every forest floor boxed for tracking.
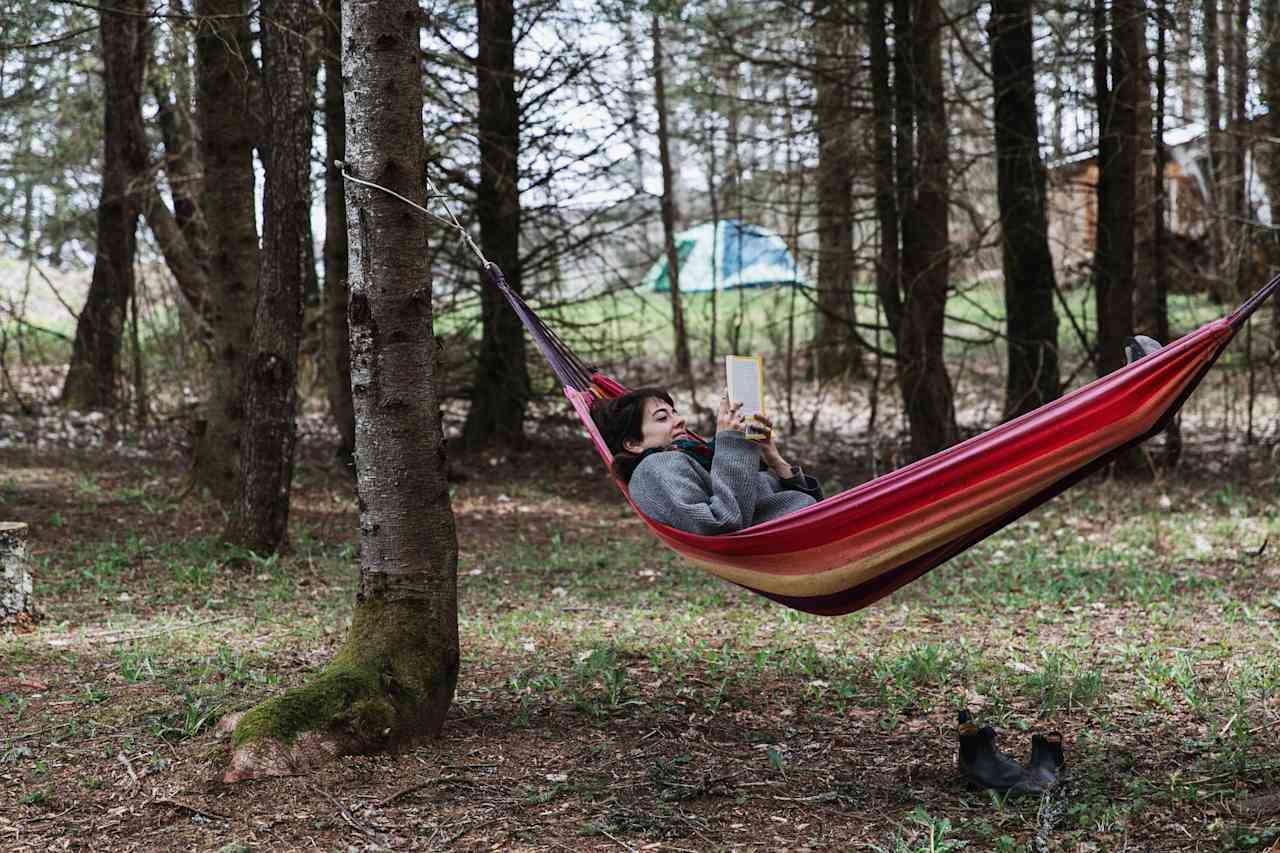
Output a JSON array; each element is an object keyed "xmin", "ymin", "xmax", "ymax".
[{"xmin": 1, "ymin": 417, "xmax": 1280, "ymax": 852}]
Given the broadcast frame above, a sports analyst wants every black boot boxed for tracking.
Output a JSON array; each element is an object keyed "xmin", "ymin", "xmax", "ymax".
[
  {"xmin": 957, "ymin": 709, "xmax": 1025, "ymax": 790},
  {"xmin": 1009, "ymin": 731, "xmax": 1065, "ymax": 795}
]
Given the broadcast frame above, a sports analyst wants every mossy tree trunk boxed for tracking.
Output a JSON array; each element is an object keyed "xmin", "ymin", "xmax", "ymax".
[
  {"xmin": 223, "ymin": 0, "xmax": 313, "ymax": 554},
  {"xmin": 191, "ymin": 0, "xmax": 259, "ymax": 504},
  {"xmin": 225, "ymin": 0, "xmax": 459, "ymax": 782}
]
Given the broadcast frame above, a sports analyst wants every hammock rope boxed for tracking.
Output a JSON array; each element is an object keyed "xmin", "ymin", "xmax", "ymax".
[{"xmin": 485, "ymin": 264, "xmax": 1279, "ymax": 616}]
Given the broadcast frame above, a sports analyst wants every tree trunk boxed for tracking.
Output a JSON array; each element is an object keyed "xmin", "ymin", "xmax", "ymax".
[
  {"xmin": 1263, "ymin": 0, "xmax": 1280, "ymax": 352},
  {"xmin": 322, "ymin": 0, "xmax": 355, "ymax": 466},
  {"xmin": 1093, "ymin": 0, "xmax": 1139, "ymax": 378},
  {"xmin": 1133, "ymin": 30, "xmax": 1157, "ymax": 336},
  {"xmin": 225, "ymin": 0, "xmax": 459, "ymax": 782},
  {"xmin": 650, "ymin": 13, "xmax": 695, "ymax": 390},
  {"xmin": 145, "ymin": 34, "xmax": 213, "ymax": 326},
  {"xmin": 462, "ymin": 0, "xmax": 530, "ymax": 451},
  {"xmin": 1153, "ymin": 0, "xmax": 1182, "ymax": 464},
  {"xmin": 191, "ymin": 0, "xmax": 260, "ymax": 504},
  {"xmin": 897, "ymin": 0, "xmax": 958, "ymax": 459},
  {"xmin": 990, "ymin": 0, "xmax": 1060, "ymax": 420},
  {"xmin": 869, "ymin": 0, "xmax": 902, "ymax": 337},
  {"xmin": 151, "ymin": 50, "xmax": 206, "ymax": 266},
  {"xmin": 811, "ymin": 0, "xmax": 860, "ymax": 380},
  {"xmin": 1225, "ymin": 0, "xmax": 1249, "ymax": 295},
  {"xmin": 223, "ymin": 0, "xmax": 312, "ymax": 555},
  {"xmin": 1203, "ymin": 0, "xmax": 1228, "ymax": 293},
  {"xmin": 62, "ymin": 0, "xmax": 148, "ymax": 411},
  {"xmin": 1, "ymin": 523, "xmax": 35, "ymax": 631}
]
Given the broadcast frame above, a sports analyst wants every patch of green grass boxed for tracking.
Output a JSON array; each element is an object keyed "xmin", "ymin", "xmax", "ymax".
[
  {"xmin": 140, "ymin": 691, "xmax": 226, "ymax": 742},
  {"xmin": 1019, "ymin": 652, "xmax": 1104, "ymax": 714},
  {"xmin": 870, "ymin": 807, "xmax": 969, "ymax": 853}
]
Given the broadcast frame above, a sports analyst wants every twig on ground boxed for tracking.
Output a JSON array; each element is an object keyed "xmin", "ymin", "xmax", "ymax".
[
  {"xmin": 312, "ymin": 784, "xmax": 382, "ymax": 840},
  {"xmin": 148, "ymin": 798, "xmax": 230, "ymax": 821},
  {"xmin": 99, "ymin": 615, "xmax": 237, "ymax": 644},
  {"xmin": 442, "ymin": 816, "xmax": 499, "ymax": 847},
  {"xmin": 8, "ymin": 722, "xmax": 76, "ymax": 742},
  {"xmin": 24, "ymin": 804, "xmax": 76, "ymax": 822},
  {"xmin": 378, "ymin": 781, "xmax": 433, "ymax": 807},
  {"xmin": 596, "ymin": 826, "xmax": 636, "ymax": 852},
  {"xmin": 772, "ymin": 791, "xmax": 839, "ymax": 803}
]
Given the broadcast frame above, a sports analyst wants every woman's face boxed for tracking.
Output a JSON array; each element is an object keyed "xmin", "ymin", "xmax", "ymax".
[{"xmin": 623, "ymin": 397, "xmax": 687, "ymax": 453}]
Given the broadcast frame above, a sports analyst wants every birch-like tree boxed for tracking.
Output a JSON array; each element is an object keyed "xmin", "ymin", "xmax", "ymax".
[{"xmin": 225, "ymin": 0, "xmax": 459, "ymax": 780}]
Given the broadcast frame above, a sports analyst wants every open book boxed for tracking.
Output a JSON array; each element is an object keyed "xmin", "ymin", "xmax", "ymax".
[{"xmin": 725, "ymin": 354, "xmax": 766, "ymax": 438}]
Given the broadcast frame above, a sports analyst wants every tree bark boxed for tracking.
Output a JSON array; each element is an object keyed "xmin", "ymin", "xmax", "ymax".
[
  {"xmin": 151, "ymin": 58, "xmax": 206, "ymax": 265},
  {"xmin": 650, "ymin": 13, "xmax": 695, "ymax": 392},
  {"xmin": 223, "ymin": 0, "xmax": 313, "ymax": 554},
  {"xmin": 1263, "ymin": 0, "xmax": 1280, "ymax": 352},
  {"xmin": 1203, "ymin": 0, "xmax": 1228, "ymax": 293},
  {"xmin": 462, "ymin": 0, "xmax": 530, "ymax": 451},
  {"xmin": 811, "ymin": 0, "xmax": 860, "ymax": 380},
  {"xmin": 1225, "ymin": 0, "xmax": 1249, "ymax": 295},
  {"xmin": 1, "ymin": 523, "xmax": 35, "ymax": 630},
  {"xmin": 1153, "ymin": 0, "xmax": 1182, "ymax": 464},
  {"xmin": 990, "ymin": 0, "xmax": 1060, "ymax": 420},
  {"xmin": 869, "ymin": 0, "xmax": 902, "ymax": 337},
  {"xmin": 322, "ymin": 0, "xmax": 355, "ymax": 466},
  {"xmin": 1134, "ymin": 29, "xmax": 1158, "ymax": 340},
  {"xmin": 191, "ymin": 0, "xmax": 260, "ymax": 504},
  {"xmin": 226, "ymin": 0, "xmax": 459, "ymax": 782},
  {"xmin": 1093, "ymin": 0, "xmax": 1139, "ymax": 378},
  {"xmin": 62, "ymin": 0, "xmax": 148, "ymax": 411},
  {"xmin": 897, "ymin": 0, "xmax": 958, "ymax": 459}
]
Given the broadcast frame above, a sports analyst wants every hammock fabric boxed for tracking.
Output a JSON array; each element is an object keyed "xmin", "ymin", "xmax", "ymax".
[{"xmin": 487, "ymin": 268, "xmax": 1280, "ymax": 616}]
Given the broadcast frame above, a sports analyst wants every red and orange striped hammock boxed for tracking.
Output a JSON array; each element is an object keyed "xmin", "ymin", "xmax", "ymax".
[{"xmin": 489, "ymin": 268, "xmax": 1279, "ymax": 616}]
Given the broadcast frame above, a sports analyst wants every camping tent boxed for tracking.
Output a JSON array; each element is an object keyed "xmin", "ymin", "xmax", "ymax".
[{"xmin": 642, "ymin": 220, "xmax": 810, "ymax": 293}]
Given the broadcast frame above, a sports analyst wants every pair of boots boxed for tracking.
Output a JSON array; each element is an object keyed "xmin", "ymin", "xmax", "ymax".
[{"xmin": 957, "ymin": 709, "xmax": 1064, "ymax": 796}]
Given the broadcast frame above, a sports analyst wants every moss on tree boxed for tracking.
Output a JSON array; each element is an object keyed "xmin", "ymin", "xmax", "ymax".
[{"xmin": 224, "ymin": 598, "xmax": 458, "ymax": 781}]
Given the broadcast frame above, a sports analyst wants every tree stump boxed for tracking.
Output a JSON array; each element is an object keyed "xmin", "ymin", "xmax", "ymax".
[{"xmin": 1, "ymin": 522, "xmax": 35, "ymax": 631}]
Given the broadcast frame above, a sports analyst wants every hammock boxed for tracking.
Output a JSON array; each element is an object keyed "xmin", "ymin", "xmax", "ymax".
[{"xmin": 488, "ymin": 267, "xmax": 1279, "ymax": 616}]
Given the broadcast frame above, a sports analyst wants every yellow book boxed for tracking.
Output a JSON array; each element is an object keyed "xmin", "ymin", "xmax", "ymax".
[{"xmin": 725, "ymin": 354, "xmax": 767, "ymax": 439}]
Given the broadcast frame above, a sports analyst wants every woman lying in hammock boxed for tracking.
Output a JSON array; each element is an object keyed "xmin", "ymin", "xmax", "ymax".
[{"xmin": 592, "ymin": 388, "xmax": 822, "ymax": 535}]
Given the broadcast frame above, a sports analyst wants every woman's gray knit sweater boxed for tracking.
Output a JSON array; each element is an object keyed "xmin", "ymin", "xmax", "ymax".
[{"xmin": 628, "ymin": 430, "xmax": 822, "ymax": 535}]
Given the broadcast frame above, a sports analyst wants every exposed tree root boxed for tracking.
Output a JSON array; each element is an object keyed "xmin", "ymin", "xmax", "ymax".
[{"xmin": 222, "ymin": 599, "xmax": 457, "ymax": 783}]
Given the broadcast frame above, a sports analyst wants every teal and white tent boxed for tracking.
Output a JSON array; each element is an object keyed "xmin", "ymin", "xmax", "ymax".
[{"xmin": 642, "ymin": 220, "xmax": 810, "ymax": 293}]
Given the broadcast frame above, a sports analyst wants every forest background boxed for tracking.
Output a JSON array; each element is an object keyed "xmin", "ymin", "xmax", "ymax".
[{"xmin": 2, "ymin": 0, "xmax": 1280, "ymax": 849}]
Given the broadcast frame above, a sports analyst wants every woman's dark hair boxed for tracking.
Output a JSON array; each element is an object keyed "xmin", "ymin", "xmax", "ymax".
[{"xmin": 591, "ymin": 387, "xmax": 674, "ymax": 483}]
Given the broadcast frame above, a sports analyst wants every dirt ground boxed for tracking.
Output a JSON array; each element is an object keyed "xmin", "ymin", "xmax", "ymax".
[{"xmin": 2, "ymin": 411, "xmax": 1280, "ymax": 852}]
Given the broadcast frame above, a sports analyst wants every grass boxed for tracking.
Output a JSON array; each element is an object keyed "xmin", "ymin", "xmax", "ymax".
[{"xmin": 2, "ymin": 424, "xmax": 1280, "ymax": 849}]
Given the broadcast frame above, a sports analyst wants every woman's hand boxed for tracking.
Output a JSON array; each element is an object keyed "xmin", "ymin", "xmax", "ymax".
[
  {"xmin": 750, "ymin": 415, "xmax": 796, "ymax": 478},
  {"xmin": 716, "ymin": 392, "xmax": 748, "ymax": 434}
]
